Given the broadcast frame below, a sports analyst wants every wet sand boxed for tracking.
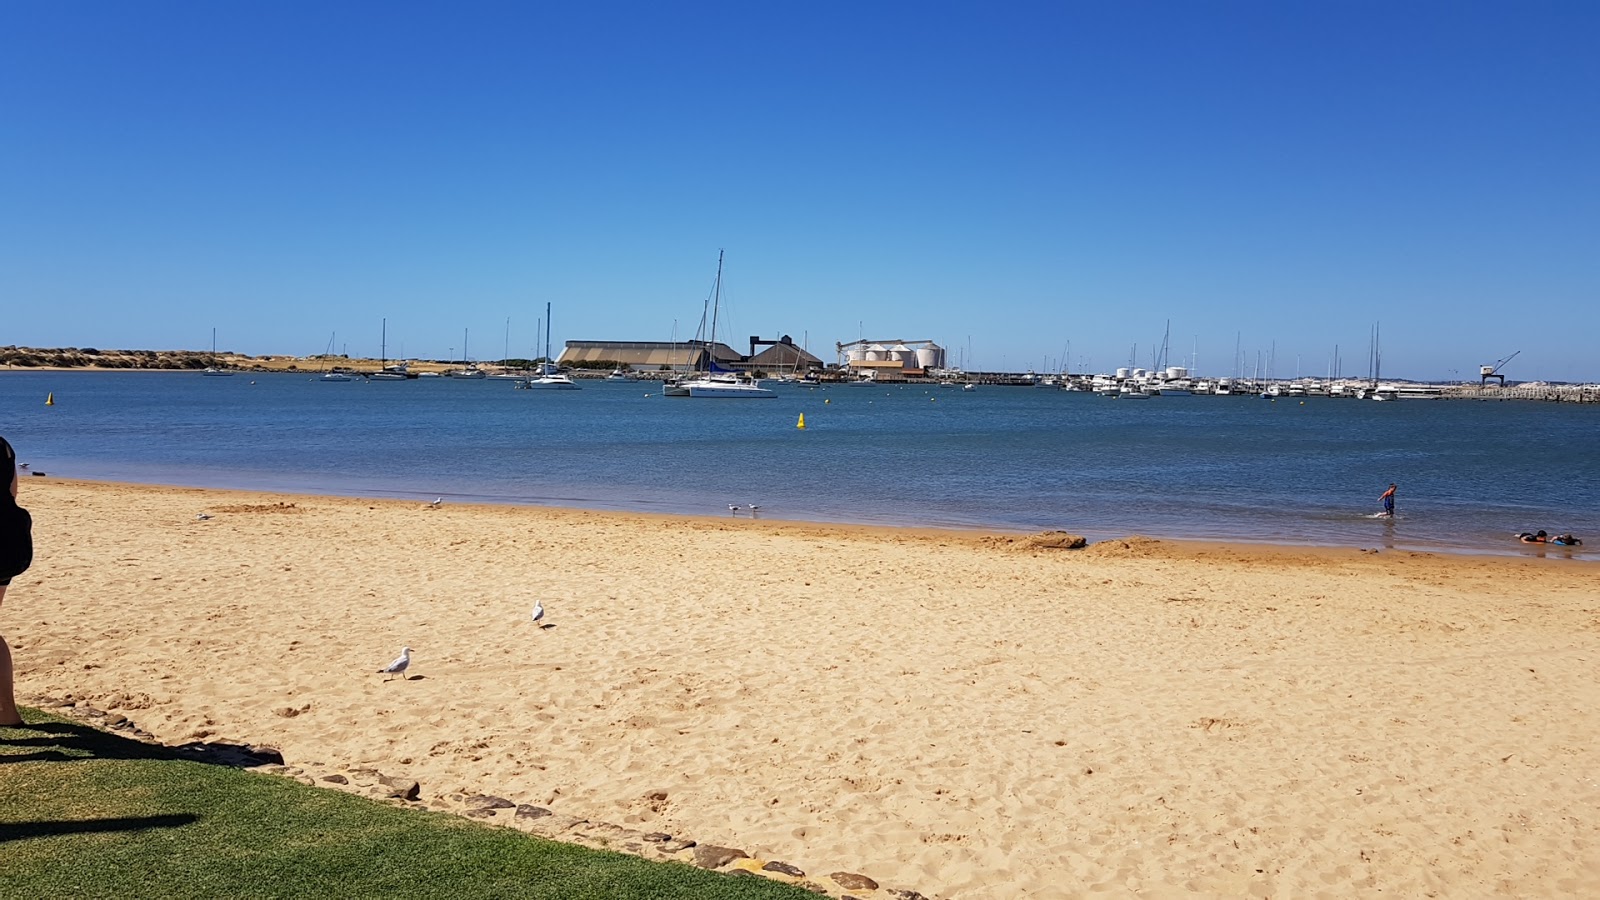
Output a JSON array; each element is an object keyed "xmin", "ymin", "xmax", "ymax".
[{"xmin": 9, "ymin": 478, "xmax": 1600, "ymax": 897}]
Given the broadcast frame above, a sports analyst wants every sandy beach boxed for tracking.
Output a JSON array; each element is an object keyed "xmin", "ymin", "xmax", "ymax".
[{"xmin": 8, "ymin": 478, "xmax": 1600, "ymax": 897}]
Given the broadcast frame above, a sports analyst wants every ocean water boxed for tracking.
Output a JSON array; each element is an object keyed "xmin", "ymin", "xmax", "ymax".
[{"xmin": 4, "ymin": 371, "xmax": 1597, "ymax": 555}]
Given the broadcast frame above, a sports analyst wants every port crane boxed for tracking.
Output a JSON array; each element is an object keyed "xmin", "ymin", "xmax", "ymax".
[{"xmin": 1480, "ymin": 350, "xmax": 1520, "ymax": 386}]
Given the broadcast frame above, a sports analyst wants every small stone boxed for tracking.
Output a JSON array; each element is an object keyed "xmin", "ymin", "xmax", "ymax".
[
  {"xmin": 466, "ymin": 794, "xmax": 515, "ymax": 810},
  {"xmin": 104, "ymin": 714, "xmax": 128, "ymax": 726},
  {"xmin": 463, "ymin": 808, "xmax": 497, "ymax": 818},
  {"xmin": 832, "ymin": 872, "xmax": 880, "ymax": 891},
  {"xmin": 693, "ymin": 845, "xmax": 749, "ymax": 869},
  {"xmin": 321, "ymin": 774, "xmax": 349, "ymax": 785},
  {"xmin": 378, "ymin": 776, "xmax": 420, "ymax": 801},
  {"xmin": 273, "ymin": 707, "xmax": 300, "ymax": 718},
  {"xmin": 657, "ymin": 839, "xmax": 696, "ymax": 853},
  {"xmin": 763, "ymin": 861, "xmax": 806, "ymax": 877},
  {"xmin": 514, "ymin": 805, "xmax": 553, "ymax": 820},
  {"xmin": 642, "ymin": 832, "xmax": 672, "ymax": 842}
]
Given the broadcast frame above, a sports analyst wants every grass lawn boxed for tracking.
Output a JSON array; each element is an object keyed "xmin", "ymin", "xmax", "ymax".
[{"xmin": 0, "ymin": 709, "xmax": 819, "ymax": 899}]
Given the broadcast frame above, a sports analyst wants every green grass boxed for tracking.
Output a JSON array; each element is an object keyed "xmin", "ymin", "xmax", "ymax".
[{"xmin": 0, "ymin": 709, "xmax": 818, "ymax": 899}]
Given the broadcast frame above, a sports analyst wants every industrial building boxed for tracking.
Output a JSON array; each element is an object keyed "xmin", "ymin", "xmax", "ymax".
[
  {"xmin": 836, "ymin": 339, "xmax": 946, "ymax": 379},
  {"xmin": 558, "ymin": 335, "xmax": 823, "ymax": 375}
]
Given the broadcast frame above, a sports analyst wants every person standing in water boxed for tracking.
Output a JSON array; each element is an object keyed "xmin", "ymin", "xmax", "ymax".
[{"xmin": 1379, "ymin": 483, "xmax": 1397, "ymax": 518}]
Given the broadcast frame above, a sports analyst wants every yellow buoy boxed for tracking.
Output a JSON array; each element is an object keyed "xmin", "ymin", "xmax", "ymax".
[
  {"xmin": 45, "ymin": 392, "xmax": 54, "ymax": 406},
  {"xmin": 824, "ymin": 398, "xmax": 830, "ymax": 404},
  {"xmin": 797, "ymin": 413, "xmax": 806, "ymax": 430}
]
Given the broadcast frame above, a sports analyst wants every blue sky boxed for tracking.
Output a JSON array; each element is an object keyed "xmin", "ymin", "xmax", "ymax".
[{"xmin": 3, "ymin": 1, "xmax": 1596, "ymax": 380}]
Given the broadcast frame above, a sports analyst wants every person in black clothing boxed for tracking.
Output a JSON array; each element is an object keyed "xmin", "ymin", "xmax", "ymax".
[{"xmin": 0, "ymin": 435, "xmax": 33, "ymax": 726}]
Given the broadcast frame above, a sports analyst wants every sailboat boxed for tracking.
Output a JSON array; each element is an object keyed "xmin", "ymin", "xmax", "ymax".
[
  {"xmin": 672, "ymin": 251, "xmax": 775, "ymax": 399},
  {"xmin": 202, "ymin": 328, "xmax": 234, "ymax": 376},
  {"xmin": 450, "ymin": 328, "xmax": 486, "ymax": 378},
  {"xmin": 318, "ymin": 332, "xmax": 352, "ymax": 381},
  {"xmin": 521, "ymin": 302, "xmax": 580, "ymax": 390},
  {"xmin": 369, "ymin": 318, "xmax": 411, "ymax": 380}
]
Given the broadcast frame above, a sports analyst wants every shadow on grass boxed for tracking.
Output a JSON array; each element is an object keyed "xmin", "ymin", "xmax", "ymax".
[
  {"xmin": 0, "ymin": 814, "xmax": 199, "ymax": 843},
  {"xmin": 0, "ymin": 712, "xmax": 283, "ymax": 769}
]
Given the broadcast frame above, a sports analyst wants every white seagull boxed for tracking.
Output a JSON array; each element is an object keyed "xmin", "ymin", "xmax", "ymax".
[
  {"xmin": 427, "ymin": 498, "xmax": 443, "ymax": 509},
  {"xmin": 531, "ymin": 601, "xmax": 547, "ymax": 627},
  {"xmin": 728, "ymin": 504, "xmax": 741, "ymax": 516},
  {"xmin": 195, "ymin": 513, "xmax": 213, "ymax": 521},
  {"xmin": 379, "ymin": 646, "xmax": 412, "ymax": 681},
  {"xmin": 747, "ymin": 504, "xmax": 761, "ymax": 516}
]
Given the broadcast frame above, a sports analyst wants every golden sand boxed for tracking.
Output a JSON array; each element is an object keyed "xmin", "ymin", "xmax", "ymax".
[{"xmin": 8, "ymin": 478, "xmax": 1600, "ymax": 897}]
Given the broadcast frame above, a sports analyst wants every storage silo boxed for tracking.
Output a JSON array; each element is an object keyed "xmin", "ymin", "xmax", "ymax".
[
  {"xmin": 865, "ymin": 343, "xmax": 887, "ymax": 362},
  {"xmin": 1166, "ymin": 366, "xmax": 1188, "ymax": 380},
  {"xmin": 889, "ymin": 344, "xmax": 913, "ymax": 367},
  {"xmin": 916, "ymin": 343, "xmax": 944, "ymax": 370},
  {"xmin": 845, "ymin": 342, "xmax": 868, "ymax": 364}
]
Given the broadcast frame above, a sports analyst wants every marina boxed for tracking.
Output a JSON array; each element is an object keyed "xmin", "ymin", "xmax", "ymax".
[{"xmin": 4, "ymin": 369, "xmax": 1595, "ymax": 555}]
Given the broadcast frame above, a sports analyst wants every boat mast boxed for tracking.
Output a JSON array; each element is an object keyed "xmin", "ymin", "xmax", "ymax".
[{"xmin": 709, "ymin": 250, "xmax": 724, "ymax": 364}]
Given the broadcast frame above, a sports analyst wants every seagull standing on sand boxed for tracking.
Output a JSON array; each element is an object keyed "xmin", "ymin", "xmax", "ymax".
[
  {"xmin": 531, "ymin": 601, "xmax": 547, "ymax": 627},
  {"xmin": 379, "ymin": 646, "xmax": 412, "ymax": 681},
  {"xmin": 427, "ymin": 497, "xmax": 443, "ymax": 509},
  {"xmin": 195, "ymin": 513, "xmax": 213, "ymax": 521}
]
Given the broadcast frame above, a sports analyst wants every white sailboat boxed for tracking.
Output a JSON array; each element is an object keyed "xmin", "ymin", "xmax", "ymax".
[
  {"xmin": 673, "ymin": 251, "xmax": 774, "ymax": 399},
  {"xmin": 202, "ymin": 328, "xmax": 234, "ymax": 376},
  {"xmin": 520, "ymin": 303, "xmax": 580, "ymax": 390},
  {"xmin": 318, "ymin": 332, "xmax": 352, "ymax": 381}
]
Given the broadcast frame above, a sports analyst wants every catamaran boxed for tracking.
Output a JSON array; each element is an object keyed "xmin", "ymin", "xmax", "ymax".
[
  {"xmin": 202, "ymin": 328, "xmax": 234, "ymax": 376},
  {"xmin": 520, "ymin": 303, "xmax": 580, "ymax": 390},
  {"xmin": 671, "ymin": 251, "xmax": 774, "ymax": 399}
]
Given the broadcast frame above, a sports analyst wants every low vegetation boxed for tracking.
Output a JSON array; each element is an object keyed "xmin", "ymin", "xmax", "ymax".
[{"xmin": 1, "ymin": 709, "xmax": 815, "ymax": 900}]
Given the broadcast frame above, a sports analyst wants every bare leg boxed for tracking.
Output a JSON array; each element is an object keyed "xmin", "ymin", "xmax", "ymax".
[{"xmin": 0, "ymin": 584, "xmax": 18, "ymax": 726}]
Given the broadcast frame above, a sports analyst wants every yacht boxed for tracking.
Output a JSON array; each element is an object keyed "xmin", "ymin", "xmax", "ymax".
[{"xmin": 519, "ymin": 303, "xmax": 581, "ymax": 390}]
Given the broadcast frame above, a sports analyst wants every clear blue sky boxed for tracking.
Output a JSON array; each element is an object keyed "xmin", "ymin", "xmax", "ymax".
[{"xmin": 3, "ymin": 2, "xmax": 1596, "ymax": 380}]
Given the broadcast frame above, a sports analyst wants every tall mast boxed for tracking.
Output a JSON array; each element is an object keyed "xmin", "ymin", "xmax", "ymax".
[
  {"xmin": 709, "ymin": 249, "xmax": 724, "ymax": 350},
  {"xmin": 545, "ymin": 301, "xmax": 553, "ymax": 369}
]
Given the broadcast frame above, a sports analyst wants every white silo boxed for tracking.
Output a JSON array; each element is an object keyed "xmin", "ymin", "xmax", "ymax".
[
  {"xmin": 865, "ymin": 343, "xmax": 887, "ymax": 362},
  {"xmin": 890, "ymin": 344, "xmax": 913, "ymax": 367},
  {"xmin": 916, "ymin": 344, "xmax": 944, "ymax": 370},
  {"xmin": 846, "ymin": 342, "xmax": 868, "ymax": 364}
]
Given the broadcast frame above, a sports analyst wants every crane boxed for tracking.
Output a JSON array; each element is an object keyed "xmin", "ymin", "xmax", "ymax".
[{"xmin": 1480, "ymin": 350, "xmax": 1520, "ymax": 386}]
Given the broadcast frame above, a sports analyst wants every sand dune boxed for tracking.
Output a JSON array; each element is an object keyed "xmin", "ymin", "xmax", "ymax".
[{"xmin": 10, "ymin": 479, "xmax": 1600, "ymax": 897}]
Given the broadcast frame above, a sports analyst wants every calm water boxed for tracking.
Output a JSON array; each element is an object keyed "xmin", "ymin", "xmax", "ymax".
[{"xmin": 4, "ymin": 371, "xmax": 1597, "ymax": 555}]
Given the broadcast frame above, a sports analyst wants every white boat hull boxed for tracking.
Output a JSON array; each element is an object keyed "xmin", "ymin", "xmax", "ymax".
[{"xmin": 685, "ymin": 382, "xmax": 775, "ymax": 398}]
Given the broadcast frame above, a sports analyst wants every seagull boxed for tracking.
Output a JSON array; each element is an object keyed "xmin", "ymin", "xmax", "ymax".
[
  {"xmin": 17, "ymin": 463, "xmax": 28, "ymax": 471},
  {"xmin": 728, "ymin": 504, "xmax": 742, "ymax": 516},
  {"xmin": 379, "ymin": 646, "xmax": 411, "ymax": 681},
  {"xmin": 747, "ymin": 504, "xmax": 761, "ymax": 516},
  {"xmin": 195, "ymin": 513, "xmax": 213, "ymax": 521},
  {"xmin": 531, "ymin": 601, "xmax": 546, "ymax": 627},
  {"xmin": 427, "ymin": 497, "xmax": 443, "ymax": 509}
]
